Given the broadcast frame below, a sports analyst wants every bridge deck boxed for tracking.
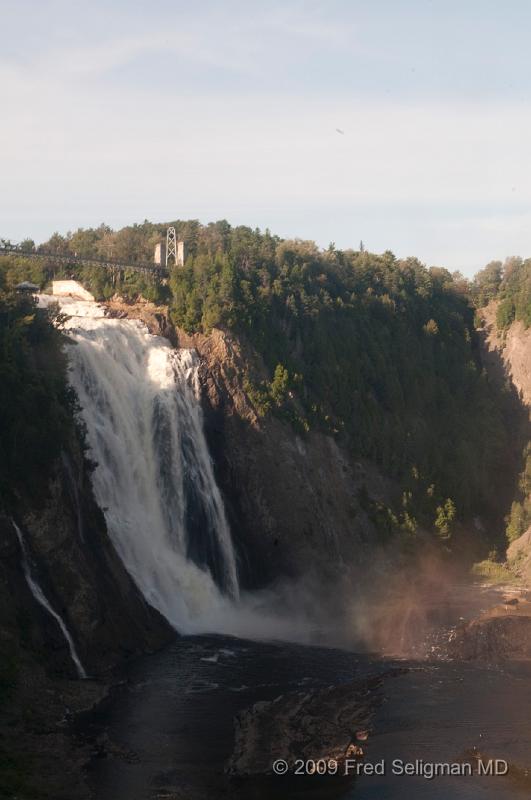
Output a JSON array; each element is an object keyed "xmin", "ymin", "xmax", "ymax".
[{"xmin": 0, "ymin": 246, "xmax": 169, "ymax": 278}]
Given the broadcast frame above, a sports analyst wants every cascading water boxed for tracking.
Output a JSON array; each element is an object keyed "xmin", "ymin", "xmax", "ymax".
[
  {"xmin": 60, "ymin": 298, "xmax": 239, "ymax": 633},
  {"xmin": 12, "ymin": 520, "xmax": 87, "ymax": 678}
]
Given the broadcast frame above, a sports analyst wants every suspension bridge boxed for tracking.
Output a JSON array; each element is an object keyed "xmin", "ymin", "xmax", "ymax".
[
  {"xmin": 0, "ymin": 243, "xmax": 169, "ymax": 278},
  {"xmin": 0, "ymin": 228, "xmax": 186, "ymax": 280}
]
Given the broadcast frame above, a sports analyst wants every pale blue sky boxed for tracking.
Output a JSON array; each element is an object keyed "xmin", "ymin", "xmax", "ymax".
[{"xmin": 2, "ymin": 0, "xmax": 531, "ymax": 274}]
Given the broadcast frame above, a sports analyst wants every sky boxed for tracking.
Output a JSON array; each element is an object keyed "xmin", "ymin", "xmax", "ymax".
[{"xmin": 2, "ymin": 0, "xmax": 531, "ymax": 275}]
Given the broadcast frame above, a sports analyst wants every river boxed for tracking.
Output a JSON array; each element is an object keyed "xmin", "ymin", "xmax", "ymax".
[{"xmin": 85, "ymin": 581, "xmax": 531, "ymax": 800}]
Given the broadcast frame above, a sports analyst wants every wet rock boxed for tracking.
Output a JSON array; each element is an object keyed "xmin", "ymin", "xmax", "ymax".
[
  {"xmin": 449, "ymin": 614, "xmax": 531, "ymax": 660},
  {"xmin": 226, "ymin": 676, "xmax": 384, "ymax": 778}
]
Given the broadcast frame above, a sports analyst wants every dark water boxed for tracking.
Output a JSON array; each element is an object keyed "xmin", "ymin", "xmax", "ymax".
[
  {"xmin": 87, "ymin": 586, "xmax": 531, "ymax": 800},
  {"xmin": 87, "ymin": 636, "xmax": 380, "ymax": 799}
]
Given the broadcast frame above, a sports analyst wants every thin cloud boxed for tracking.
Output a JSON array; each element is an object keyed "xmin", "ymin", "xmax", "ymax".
[{"xmin": 2, "ymin": 0, "xmax": 531, "ymax": 273}]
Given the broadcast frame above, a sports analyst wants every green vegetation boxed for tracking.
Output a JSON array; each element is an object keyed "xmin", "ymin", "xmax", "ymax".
[
  {"xmin": 167, "ymin": 227, "xmax": 508, "ymax": 537},
  {"xmin": 0, "ymin": 254, "xmax": 47, "ymax": 290},
  {"xmin": 470, "ymin": 260, "xmax": 503, "ymax": 307},
  {"xmin": 505, "ymin": 444, "xmax": 531, "ymax": 543},
  {"xmin": 471, "ymin": 558, "xmax": 517, "ymax": 585},
  {"xmin": 0, "ymin": 286, "xmax": 76, "ymax": 501},
  {"xmin": 1, "ymin": 220, "xmax": 517, "ymax": 547},
  {"xmin": 497, "ymin": 258, "xmax": 531, "ymax": 329},
  {"xmin": 472, "ymin": 256, "xmax": 531, "ymax": 330},
  {"xmin": 434, "ymin": 498, "xmax": 457, "ymax": 540}
]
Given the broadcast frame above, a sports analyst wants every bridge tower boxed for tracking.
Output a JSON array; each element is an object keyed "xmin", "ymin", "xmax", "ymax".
[
  {"xmin": 166, "ymin": 227, "xmax": 177, "ymax": 266},
  {"xmin": 154, "ymin": 228, "xmax": 186, "ymax": 267},
  {"xmin": 156, "ymin": 227, "xmax": 186, "ymax": 267}
]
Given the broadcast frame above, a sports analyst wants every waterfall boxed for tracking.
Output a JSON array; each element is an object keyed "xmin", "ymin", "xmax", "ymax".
[
  {"xmin": 61, "ymin": 298, "xmax": 239, "ymax": 633},
  {"xmin": 12, "ymin": 520, "xmax": 87, "ymax": 679}
]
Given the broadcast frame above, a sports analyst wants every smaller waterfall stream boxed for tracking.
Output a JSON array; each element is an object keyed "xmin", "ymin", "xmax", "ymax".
[{"xmin": 12, "ymin": 520, "xmax": 87, "ymax": 679}]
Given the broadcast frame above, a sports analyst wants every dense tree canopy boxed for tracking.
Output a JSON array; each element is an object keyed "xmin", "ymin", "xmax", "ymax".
[
  {"xmin": 167, "ymin": 229, "xmax": 509, "ymax": 529},
  {"xmin": 0, "ymin": 220, "xmax": 518, "ymax": 545},
  {"xmin": 0, "ymin": 290, "xmax": 76, "ymax": 501},
  {"xmin": 470, "ymin": 255, "xmax": 531, "ymax": 330}
]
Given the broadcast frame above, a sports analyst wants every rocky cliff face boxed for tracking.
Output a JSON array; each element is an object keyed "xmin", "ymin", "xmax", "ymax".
[
  {"xmin": 478, "ymin": 302, "xmax": 531, "ymax": 579},
  {"xmin": 479, "ymin": 301, "xmax": 531, "ymax": 410},
  {"xmin": 176, "ymin": 327, "xmax": 394, "ymax": 590},
  {"xmin": 0, "ymin": 431, "xmax": 172, "ymax": 679}
]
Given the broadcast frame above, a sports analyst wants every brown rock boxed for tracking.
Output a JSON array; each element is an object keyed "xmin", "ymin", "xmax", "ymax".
[
  {"xmin": 226, "ymin": 677, "xmax": 382, "ymax": 777},
  {"xmin": 449, "ymin": 614, "xmax": 531, "ymax": 660}
]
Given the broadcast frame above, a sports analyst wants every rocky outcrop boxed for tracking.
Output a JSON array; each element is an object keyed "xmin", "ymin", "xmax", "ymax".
[
  {"xmin": 105, "ymin": 296, "xmax": 177, "ymax": 345},
  {"xmin": 450, "ymin": 612, "xmax": 531, "ymax": 660},
  {"xmin": 226, "ymin": 676, "xmax": 380, "ymax": 778},
  {"xmin": 479, "ymin": 301, "xmax": 531, "ymax": 411}
]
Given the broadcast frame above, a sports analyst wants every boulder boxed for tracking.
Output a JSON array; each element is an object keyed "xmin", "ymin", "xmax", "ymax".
[
  {"xmin": 449, "ymin": 613, "xmax": 531, "ymax": 660},
  {"xmin": 226, "ymin": 674, "xmax": 387, "ymax": 778}
]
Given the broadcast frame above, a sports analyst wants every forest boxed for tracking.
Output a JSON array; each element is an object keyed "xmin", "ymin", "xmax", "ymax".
[
  {"xmin": 0, "ymin": 287, "xmax": 76, "ymax": 503},
  {"xmin": 2, "ymin": 219, "xmax": 530, "ymax": 551},
  {"xmin": 471, "ymin": 256, "xmax": 531, "ymax": 330}
]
